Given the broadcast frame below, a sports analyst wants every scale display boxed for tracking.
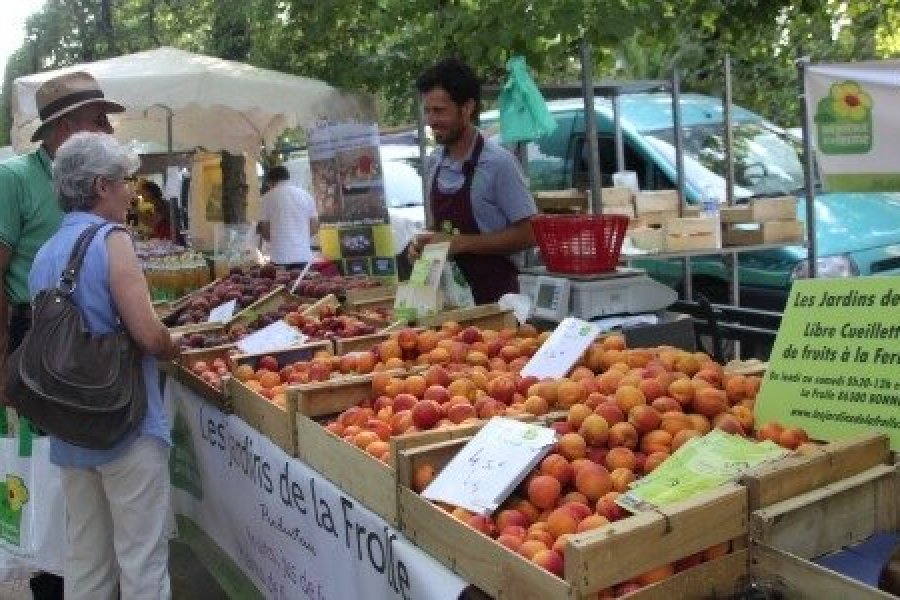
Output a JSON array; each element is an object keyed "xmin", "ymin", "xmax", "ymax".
[{"xmin": 532, "ymin": 276, "xmax": 571, "ymax": 321}]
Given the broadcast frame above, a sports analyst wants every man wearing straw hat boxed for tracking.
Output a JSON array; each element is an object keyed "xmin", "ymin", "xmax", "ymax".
[{"xmin": 0, "ymin": 70, "xmax": 123, "ymax": 600}]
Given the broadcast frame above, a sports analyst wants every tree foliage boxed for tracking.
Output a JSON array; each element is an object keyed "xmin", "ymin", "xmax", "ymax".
[{"xmin": 2, "ymin": 0, "xmax": 898, "ymax": 146}]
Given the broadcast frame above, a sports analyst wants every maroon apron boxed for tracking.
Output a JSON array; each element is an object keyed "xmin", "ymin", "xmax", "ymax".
[{"xmin": 430, "ymin": 134, "xmax": 520, "ymax": 304}]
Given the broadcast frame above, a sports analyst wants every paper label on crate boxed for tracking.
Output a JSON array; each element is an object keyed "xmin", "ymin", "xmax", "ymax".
[
  {"xmin": 520, "ymin": 317, "xmax": 602, "ymax": 379},
  {"xmin": 618, "ymin": 430, "xmax": 788, "ymax": 512},
  {"xmin": 422, "ymin": 418, "xmax": 557, "ymax": 515},
  {"xmin": 207, "ymin": 299, "xmax": 237, "ymax": 323},
  {"xmin": 236, "ymin": 320, "xmax": 307, "ymax": 355}
]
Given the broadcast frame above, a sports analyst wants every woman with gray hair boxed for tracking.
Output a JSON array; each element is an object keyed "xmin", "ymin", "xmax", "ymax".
[{"xmin": 29, "ymin": 132, "xmax": 177, "ymax": 600}]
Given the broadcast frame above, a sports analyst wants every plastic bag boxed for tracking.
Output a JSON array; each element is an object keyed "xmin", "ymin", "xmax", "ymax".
[
  {"xmin": 441, "ymin": 261, "xmax": 475, "ymax": 309},
  {"xmin": 0, "ymin": 414, "xmax": 65, "ymax": 581},
  {"xmin": 499, "ymin": 56, "xmax": 557, "ymax": 144}
]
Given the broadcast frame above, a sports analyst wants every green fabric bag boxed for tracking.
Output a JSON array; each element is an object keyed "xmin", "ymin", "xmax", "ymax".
[{"xmin": 499, "ymin": 56, "xmax": 557, "ymax": 144}]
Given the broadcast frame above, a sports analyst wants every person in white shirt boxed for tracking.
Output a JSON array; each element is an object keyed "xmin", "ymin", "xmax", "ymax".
[{"xmin": 258, "ymin": 166, "xmax": 319, "ymax": 268}]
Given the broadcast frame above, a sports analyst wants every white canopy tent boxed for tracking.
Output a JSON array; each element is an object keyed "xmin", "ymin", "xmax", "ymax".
[{"xmin": 10, "ymin": 46, "xmax": 374, "ymax": 154}]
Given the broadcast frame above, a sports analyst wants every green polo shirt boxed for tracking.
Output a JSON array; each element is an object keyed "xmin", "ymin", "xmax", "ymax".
[{"xmin": 0, "ymin": 147, "xmax": 62, "ymax": 304}]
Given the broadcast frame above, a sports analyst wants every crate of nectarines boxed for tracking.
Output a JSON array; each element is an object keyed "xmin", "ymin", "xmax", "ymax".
[
  {"xmin": 293, "ymin": 324, "xmax": 558, "ymax": 524},
  {"xmin": 394, "ymin": 431, "xmax": 747, "ymax": 600},
  {"xmin": 416, "ymin": 303, "xmax": 518, "ymax": 332},
  {"xmin": 226, "ymin": 340, "xmax": 342, "ymax": 454},
  {"xmin": 168, "ymin": 345, "xmax": 236, "ymax": 412}
]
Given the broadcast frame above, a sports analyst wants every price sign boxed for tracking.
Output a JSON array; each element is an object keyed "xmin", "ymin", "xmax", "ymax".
[
  {"xmin": 236, "ymin": 320, "xmax": 307, "ymax": 355},
  {"xmin": 422, "ymin": 418, "xmax": 557, "ymax": 515},
  {"xmin": 520, "ymin": 317, "xmax": 602, "ymax": 380},
  {"xmin": 207, "ymin": 299, "xmax": 237, "ymax": 323}
]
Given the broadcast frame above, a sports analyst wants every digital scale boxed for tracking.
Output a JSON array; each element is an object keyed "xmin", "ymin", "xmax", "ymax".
[{"xmin": 518, "ymin": 267, "xmax": 678, "ymax": 323}]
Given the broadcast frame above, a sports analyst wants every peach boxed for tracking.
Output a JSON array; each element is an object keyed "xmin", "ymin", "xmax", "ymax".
[
  {"xmin": 540, "ymin": 453, "xmax": 575, "ymax": 486},
  {"xmin": 365, "ymin": 440, "xmax": 391, "ymax": 459},
  {"xmin": 567, "ymin": 403, "xmax": 593, "ymax": 430},
  {"xmin": 557, "ymin": 432, "xmax": 588, "ymax": 461},
  {"xmin": 448, "ymin": 378, "xmax": 476, "ymax": 401},
  {"xmin": 423, "ymin": 364, "xmax": 451, "ymax": 388},
  {"xmin": 628, "ymin": 405, "xmax": 662, "ymax": 434},
  {"xmin": 532, "ymin": 549, "xmax": 564, "ymax": 577},
  {"xmin": 615, "ymin": 385, "xmax": 647, "ymax": 413},
  {"xmin": 638, "ymin": 377, "xmax": 666, "ymax": 401},
  {"xmin": 586, "ymin": 445, "xmax": 608, "ymax": 466},
  {"xmin": 411, "ymin": 400, "xmax": 442, "ymax": 430},
  {"xmin": 412, "ymin": 463, "xmax": 435, "ymax": 492},
  {"xmin": 744, "ymin": 376, "xmax": 762, "ymax": 398},
  {"xmin": 660, "ymin": 411, "xmax": 693, "ymax": 436},
  {"xmin": 605, "ymin": 447, "xmax": 637, "ymax": 471},
  {"xmin": 511, "ymin": 498, "xmax": 540, "ymax": 524},
  {"xmin": 668, "ymin": 379, "xmax": 695, "ymax": 406},
  {"xmin": 575, "ymin": 463, "xmax": 612, "ymax": 501},
  {"xmin": 755, "ymin": 421, "xmax": 784, "ymax": 443},
  {"xmin": 640, "ymin": 430, "xmax": 673, "ymax": 454},
  {"xmin": 672, "ymin": 429, "xmax": 701, "ymax": 450},
  {"xmin": 595, "ymin": 491, "xmax": 626, "ymax": 521},
  {"xmin": 496, "ymin": 509, "xmax": 530, "ymax": 532},
  {"xmin": 402, "ymin": 375, "xmax": 427, "ymax": 398},
  {"xmin": 560, "ymin": 501, "xmax": 592, "ymax": 522},
  {"xmin": 352, "ymin": 430, "xmax": 380, "ymax": 450},
  {"xmin": 466, "ymin": 514, "xmax": 495, "ymax": 537},
  {"xmin": 527, "ymin": 475, "xmax": 562, "ymax": 510},
  {"xmin": 651, "ymin": 396, "xmax": 682, "ymax": 414},
  {"xmin": 393, "ymin": 393, "xmax": 418, "ymax": 413},
  {"xmin": 730, "ymin": 405, "xmax": 755, "ymax": 432},
  {"xmin": 693, "ymin": 388, "xmax": 728, "ymax": 418},
  {"xmin": 595, "ymin": 371, "xmax": 624, "ymax": 394},
  {"xmin": 366, "ymin": 418, "xmax": 393, "ymax": 442},
  {"xmin": 687, "ymin": 413, "xmax": 711, "ymax": 434},
  {"xmin": 602, "ymin": 333, "xmax": 626, "ymax": 350},
  {"xmin": 489, "ymin": 375, "xmax": 517, "ymax": 404},
  {"xmin": 556, "ymin": 380, "xmax": 587, "ymax": 408},
  {"xmin": 714, "ymin": 413, "xmax": 745, "ymax": 436},
  {"xmin": 523, "ymin": 395, "xmax": 549, "ymax": 416},
  {"xmin": 576, "ymin": 514, "xmax": 609, "ymax": 533},
  {"xmin": 594, "ymin": 401, "xmax": 625, "ymax": 425},
  {"xmin": 643, "ymin": 451, "xmax": 670, "ymax": 474},
  {"xmin": 609, "ymin": 467, "xmax": 635, "ymax": 492},
  {"xmin": 545, "ymin": 507, "xmax": 579, "ymax": 538},
  {"xmin": 497, "ymin": 533, "xmax": 524, "ymax": 552},
  {"xmin": 607, "ymin": 422, "xmax": 639, "ymax": 449},
  {"xmin": 579, "ymin": 414, "xmax": 610, "ymax": 447},
  {"xmin": 446, "ymin": 403, "xmax": 476, "ymax": 424},
  {"xmin": 779, "ymin": 427, "xmax": 810, "ymax": 450},
  {"xmin": 423, "ymin": 385, "xmax": 451, "ymax": 405},
  {"xmin": 518, "ymin": 539, "xmax": 549, "ymax": 560}
]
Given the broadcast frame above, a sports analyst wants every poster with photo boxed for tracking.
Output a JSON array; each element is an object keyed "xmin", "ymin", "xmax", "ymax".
[{"xmin": 308, "ymin": 123, "xmax": 396, "ymax": 282}]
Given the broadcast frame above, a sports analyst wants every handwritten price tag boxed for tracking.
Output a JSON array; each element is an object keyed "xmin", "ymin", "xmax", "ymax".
[
  {"xmin": 236, "ymin": 320, "xmax": 307, "ymax": 355},
  {"xmin": 207, "ymin": 299, "xmax": 237, "ymax": 323},
  {"xmin": 422, "ymin": 418, "xmax": 557, "ymax": 515}
]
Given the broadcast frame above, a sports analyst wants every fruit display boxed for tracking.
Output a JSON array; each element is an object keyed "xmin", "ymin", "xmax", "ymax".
[
  {"xmin": 171, "ymin": 265, "xmax": 286, "ymax": 326},
  {"xmin": 390, "ymin": 339, "xmax": 811, "ymax": 593},
  {"xmin": 233, "ymin": 349, "xmax": 378, "ymax": 406},
  {"xmin": 346, "ymin": 306, "xmax": 395, "ymax": 325},
  {"xmin": 292, "ymin": 274, "xmax": 384, "ymax": 298}
]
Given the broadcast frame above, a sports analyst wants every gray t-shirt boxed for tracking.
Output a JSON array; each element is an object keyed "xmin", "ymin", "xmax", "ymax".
[{"xmin": 425, "ymin": 134, "xmax": 536, "ymax": 234}]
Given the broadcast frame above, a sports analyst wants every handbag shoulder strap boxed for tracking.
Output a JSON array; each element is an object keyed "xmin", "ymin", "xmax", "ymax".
[{"xmin": 57, "ymin": 222, "xmax": 126, "ymax": 294}]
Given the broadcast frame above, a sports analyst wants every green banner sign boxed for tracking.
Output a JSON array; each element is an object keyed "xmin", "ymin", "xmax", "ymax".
[{"xmin": 755, "ymin": 277, "xmax": 900, "ymax": 450}]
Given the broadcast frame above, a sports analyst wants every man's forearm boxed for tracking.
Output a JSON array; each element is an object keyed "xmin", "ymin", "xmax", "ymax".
[{"xmin": 450, "ymin": 219, "xmax": 536, "ymax": 256}]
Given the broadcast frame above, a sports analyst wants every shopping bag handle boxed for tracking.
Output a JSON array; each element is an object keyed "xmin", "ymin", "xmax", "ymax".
[{"xmin": 0, "ymin": 410, "xmax": 34, "ymax": 457}]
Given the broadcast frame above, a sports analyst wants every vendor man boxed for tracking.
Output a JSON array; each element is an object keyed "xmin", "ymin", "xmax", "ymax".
[{"xmin": 410, "ymin": 57, "xmax": 537, "ymax": 304}]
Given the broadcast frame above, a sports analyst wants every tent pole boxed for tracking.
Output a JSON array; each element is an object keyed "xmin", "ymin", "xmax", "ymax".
[
  {"xmin": 797, "ymin": 57, "xmax": 817, "ymax": 279},
  {"xmin": 580, "ymin": 39, "xmax": 602, "ymax": 213}
]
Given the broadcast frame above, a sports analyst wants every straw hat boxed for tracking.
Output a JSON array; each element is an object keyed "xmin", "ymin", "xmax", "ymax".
[{"xmin": 31, "ymin": 71, "xmax": 124, "ymax": 142}]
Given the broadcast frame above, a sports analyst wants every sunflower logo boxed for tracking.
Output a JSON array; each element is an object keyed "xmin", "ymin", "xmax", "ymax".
[
  {"xmin": 6, "ymin": 476, "xmax": 28, "ymax": 512},
  {"xmin": 830, "ymin": 82, "xmax": 872, "ymax": 121}
]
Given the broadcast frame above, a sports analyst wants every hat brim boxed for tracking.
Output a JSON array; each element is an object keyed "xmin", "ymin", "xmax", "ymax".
[{"xmin": 30, "ymin": 98, "xmax": 126, "ymax": 142}]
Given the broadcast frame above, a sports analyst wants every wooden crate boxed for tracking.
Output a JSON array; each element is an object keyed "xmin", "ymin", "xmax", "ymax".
[
  {"xmin": 166, "ymin": 346, "xmax": 234, "ymax": 412},
  {"xmin": 750, "ymin": 463, "xmax": 898, "ymax": 560},
  {"xmin": 740, "ymin": 432, "xmax": 891, "ymax": 510},
  {"xmin": 628, "ymin": 227, "xmax": 665, "ymax": 252},
  {"xmin": 343, "ymin": 292, "xmax": 396, "ymax": 312},
  {"xmin": 417, "ymin": 304, "xmax": 517, "ymax": 331},
  {"xmin": 599, "ymin": 186, "xmax": 634, "ymax": 207},
  {"xmin": 635, "ymin": 190, "xmax": 679, "ymax": 215},
  {"xmin": 533, "ymin": 190, "xmax": 588, "ymax": 214},
  {"xmin": 296, "ymin": 414, "xmax": 507, "ymax": 526},
  {"xmin": 630, "ymin": 210, "xmax": 678, "ymax": 228},
  {"xmin": 620, "ymin": 544, "xmax": 895, "ymax": 600},
  {"xmin": 723, "ymin": 220, "xmax": 805, "ymax": 246},
  {"xmin": 663, "ymin": 216, "xmax": 719, "ymax": 252},
  {"xmin": 396, "ymin": 437, "xmax": 748, "ymax": 599},
  {"xmin": 227, "ymin": 341, "xmax": 336, "ymax": 455},
  {"xmin": 345, "ymin": 283, "xmax": 397, "ymax": 305},
  {"xmin": 601, "ymin": 204, "xmax": 635, "ymax": 219}
]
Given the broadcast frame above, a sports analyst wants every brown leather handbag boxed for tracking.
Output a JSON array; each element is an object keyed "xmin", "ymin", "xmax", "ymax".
[{"xmin": 5, "ymin": 223, "xmax": 147, "ymax": 449}]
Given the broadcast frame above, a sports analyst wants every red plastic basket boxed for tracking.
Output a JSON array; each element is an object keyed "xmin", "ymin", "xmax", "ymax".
[{"xmin": 531, "ymin": 214, "xmax": 629, "ymax": 274}]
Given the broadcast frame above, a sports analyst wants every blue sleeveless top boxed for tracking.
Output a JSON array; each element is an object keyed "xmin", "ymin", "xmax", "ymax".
[{"xmin": 28, "ymin": 211, "xmax": 170, "ymax": 468}]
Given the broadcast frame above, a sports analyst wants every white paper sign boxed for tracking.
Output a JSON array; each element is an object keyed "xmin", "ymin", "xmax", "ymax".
[
  {"xmin": 207, "ymin": 299, "xmax": 237, "ymax": 323},
  {"xmin": 422, "ymin": 417, "xmax": 557, "ymax": 515},
  {"xmin": 236, "ymin": 320, "xmax": 306, "ymax": 355},
  {"xmin": 520, "ymin": 317, "xmax": 602, "ymax": 380}
]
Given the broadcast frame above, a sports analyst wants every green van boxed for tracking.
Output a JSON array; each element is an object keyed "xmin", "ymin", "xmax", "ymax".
[{"xmin": 483, "ymin": 94, "xmax": 900, "ymax": 310}]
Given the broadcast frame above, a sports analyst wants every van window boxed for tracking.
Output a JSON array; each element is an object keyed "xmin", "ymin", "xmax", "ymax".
[
  {"xmin": 525, "ymin": 110, "xmax": 577, "ymax": 190},
  {"xmin": 573, "ymin": 134, "xmax": 674, "ymax": 191}
]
